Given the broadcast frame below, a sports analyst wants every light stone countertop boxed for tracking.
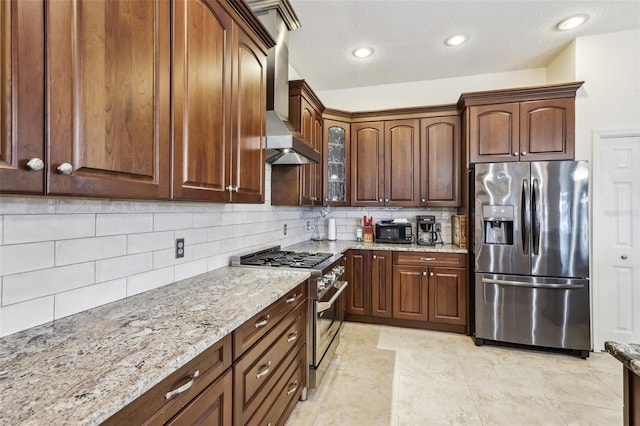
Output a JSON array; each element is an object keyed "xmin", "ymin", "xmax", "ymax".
[
  {"xmin": 284, "ymin": 239, "xmax": 467, "ymax": 255},
  {"xmin": 605, "ymin": 341, "xmax": 640, "ymax": 376},
  {"xmin": 0, "ymin": 267, "xmax": 310, "ymax": 426}
]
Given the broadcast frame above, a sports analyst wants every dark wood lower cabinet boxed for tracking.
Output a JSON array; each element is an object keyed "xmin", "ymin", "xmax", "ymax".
[
  {"xmin": 166, "ymin": 369, "xmax": 232, "ymax": 426},
  {"xmin": 624, "ymin": 367, "xmax": 640, "ymax": 426},
  {"xmin": 344, "ymin": 249, "xmax": 468, "ymax": 333}
]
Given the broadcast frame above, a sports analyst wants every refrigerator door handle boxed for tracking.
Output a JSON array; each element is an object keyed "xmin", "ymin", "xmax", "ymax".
[
  {"xmin": 532, "ymin": 178, "xmax": 540, "ymax": 255},
  {"xmin": 481, "ymin": 277, "xmax": 585, "ymax": 290},
  {"xmin": 521, "ymin": 179, "xmax": 530, "ymax": 255}
]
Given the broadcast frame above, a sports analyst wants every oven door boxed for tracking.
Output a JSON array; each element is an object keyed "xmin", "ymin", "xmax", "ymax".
[{"xmin": 313, "ymin": 280, "xmax": 348, "ymax": 366}]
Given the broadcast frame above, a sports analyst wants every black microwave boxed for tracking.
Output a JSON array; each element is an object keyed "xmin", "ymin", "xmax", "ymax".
[{"xmin": 375, "ymin": 223, "xmax": 413, "ymax": 244}]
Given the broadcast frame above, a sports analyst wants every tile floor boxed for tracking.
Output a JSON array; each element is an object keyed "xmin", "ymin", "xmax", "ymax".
[{"xmin": 286, "ymin": 322, "xmax": 623, "ymax": 426}]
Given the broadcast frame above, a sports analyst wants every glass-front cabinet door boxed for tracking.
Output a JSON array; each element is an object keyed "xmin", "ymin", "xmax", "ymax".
[{"xmin": 323, "ymin": 119, "xmax": 351, "ymax": 206}]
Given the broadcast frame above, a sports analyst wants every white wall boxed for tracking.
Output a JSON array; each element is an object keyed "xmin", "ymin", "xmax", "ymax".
[
  {"xmin": 315, "ymin": 68, "xmax": 547, "ymax": 111},
  {"xmin": 546, "ymin": 40, "xmax": 576, "ymax": 84},
  {"xmin": 574, "ymin": 29, "xmax": 640, "ymax": 161}
]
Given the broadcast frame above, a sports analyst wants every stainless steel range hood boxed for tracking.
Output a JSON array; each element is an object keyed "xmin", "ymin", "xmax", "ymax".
[{"xmin": 248, "ymin": 0, "xmax": 320, "ymax": 165}]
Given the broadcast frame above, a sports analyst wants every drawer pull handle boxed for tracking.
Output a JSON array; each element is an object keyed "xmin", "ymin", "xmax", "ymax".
[
  {"xmin": 286, "ymin": 295, "xmax": 297, "ymax": 304},
  {"xmin": 286, "ymin": 380, "xmax": 299, "ymax": 396},
  {"xmin": 256, "ymin": 361, "xmax": 272, "ymax": 379},
  {"xmin": 420, "ymin": 257, "xmax": 436, "ymax": 261},
  {"xmin": 165, "ymin": 370, "xmax": 200, "ymax": 400},
  {"xmin": 287, "ymin": 331, "xmax": 298, "ymax": 343},
  {"xmin": 254, "ymin": 314, "xmax": 270, "ymax": 328}
]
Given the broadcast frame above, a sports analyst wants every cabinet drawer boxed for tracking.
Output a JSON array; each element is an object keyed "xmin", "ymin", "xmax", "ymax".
[
  {"xmin": 246, "ymin": 345, "xmax": 305, "ymax": 426},
  {"xmin": 393, "ymin": 251, "xmax": 466, "ymax": 267},
  {"xmin": 103, "ymin": 334, "xmax": 232, "ymax": 426},
  {"xmin": 233, "ymin": 301, "xmax": 306, "ymax": 425},
  {"xmin": 233, "ymin": 283, "xmax": 306, "ymax": 360}
]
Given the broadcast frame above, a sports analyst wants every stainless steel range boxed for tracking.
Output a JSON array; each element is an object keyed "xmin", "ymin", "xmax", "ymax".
[{"xmin": 231, "ymin": 246, "xmax": 348, "ymax": 393}]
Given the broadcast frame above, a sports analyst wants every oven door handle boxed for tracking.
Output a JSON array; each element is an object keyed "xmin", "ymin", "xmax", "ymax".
[{"xmin": 317, "ymin": 281, "xmax": 349, "ymax": 313}]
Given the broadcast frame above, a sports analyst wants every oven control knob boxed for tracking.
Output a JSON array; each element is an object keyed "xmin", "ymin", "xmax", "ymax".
[{"xmin": 317, "ymin": 277, "xmax": 327, "ymax": 290}]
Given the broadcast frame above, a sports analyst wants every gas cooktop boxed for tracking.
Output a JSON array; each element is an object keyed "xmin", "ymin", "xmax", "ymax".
[{"xmin": 231, "ymin": 246, "xmax": 334, "ymax": 269}]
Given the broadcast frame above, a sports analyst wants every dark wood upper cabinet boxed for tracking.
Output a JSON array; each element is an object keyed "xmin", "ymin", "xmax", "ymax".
[
  {"xmin": 47, "ymin": 0, "xmax": 171, "ymax": 199},
  {"xmin": 0, "ymin": 0, "xmax": 45, "ymax": 194},
  {"xmin": 351, "ymin": 121, "xmax": 384, "ymax": 206},
  {"xmin": 459, "ymin": 82, "xmax": 582, "ymax": 164},
  {"xmin": 384, "ymin": 119, "xmax": 420, "ymax": 206},
  {"xmin": 172, "ymin": 0, "xmax": 232, "ymax": 202},
  {"xmin": 420, "ymin": 115, "xmax": 461, "ymax": 206},
  {"xmin": 230, "ymin": 26, "xmax": 267, "ymax": 204}
]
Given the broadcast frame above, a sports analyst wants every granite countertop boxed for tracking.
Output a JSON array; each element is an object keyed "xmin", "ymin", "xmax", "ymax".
[
  {"xmin": 605, "ymin": 341, "xmax": 640, "ymax": 376},
  {"xmin": 285, "ymin": 239, "xmax": 467, "ymax": 255},
  {"xmin": 0, "ymin": 267, "xmax": 310, "ymax": 426}
]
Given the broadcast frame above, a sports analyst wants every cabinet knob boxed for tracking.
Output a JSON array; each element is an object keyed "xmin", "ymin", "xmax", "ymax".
[
  {"xmin": 57, "ymin": 163, "xmax": 74, "ymax": 174},
  {"xmin": 430, "ymin": 272, "xmax": 434, "ymax": 276},
  {"xmin": 26, "ymin": 158, "xmax": 44, "ymax": 171},
  {"xmin": 422, "ymin": 272, "xmax": 427, "ymax": 276},
  {"xmin": 234, "ymin": 185, "xmax": 240, "ymax": 193},
  {"xmin": 513, "ymin": 152, "xmax": 519, "ymax": 156},
  {"xmin": 372, "ymin": 255, "xmax": 377, "ymax": 259},
  {"xmin": 521, "ymin": 151, "xmax": 527, "ymax": 156},
  {"xmin": 385, "ymin": 198, "xmax": 389, "ymax": 203},
  {"xmin": 226, "ymin": 185, "xmax": 234, "ymax": 192},
  {"xmin": 325, "ymin": 197, "xmax": 329, "ymax": 202},
  {"xmin": 379, "ymin": 199, "xmax": 382, "ymax": 202},
  {"xmin": 421, "ymin": 198, "xmax": 426, "ymax": 203}
]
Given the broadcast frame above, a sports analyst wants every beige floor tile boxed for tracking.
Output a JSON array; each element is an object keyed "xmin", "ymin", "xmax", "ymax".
[
  {"xmin": 471, "ymin": 392, "xmax": 567, "ymax": 425},
  {"xmin": 549, "ymin": 400, "xmax": 623, "ymax": 425}
]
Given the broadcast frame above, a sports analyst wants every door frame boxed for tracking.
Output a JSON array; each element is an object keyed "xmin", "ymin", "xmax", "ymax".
[{"xmin": 592, "ymin": 128, "xmax": 640, "ymax": 351}]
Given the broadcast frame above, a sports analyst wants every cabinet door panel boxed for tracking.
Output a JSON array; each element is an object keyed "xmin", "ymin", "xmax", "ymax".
[
  {"xmin": 172, "ymin": 0, "xmax": 232, "ymax": 201},
  {"xmin": 351, "ymin": 122, "xmax": 383, "ymax": 206},
  {"xmin": 428, "ymin": 268, "xmax": 466, "ymax": 325},
  {"xmin": 392, "ymin": 265, "xmax": 428, "ymax": 321},
  {"xmin": 520, "ymin": 98, "xmax": 574, "ymax": 161},
  {"xmin": 371, "ymin": 251, "xmax": 392, "ymax": 318},
  {"xmin": 385, "ymin": 119, "xmax": 420, "ymax": 206},
  {"xmin": 345, "ymin": 250, "xmax": 371, "ymax": 316},
  {"xmin": 0, "ymin": 0, "xmax": 45, "ymax": 193},
  {"xmin": 323, "ymin": 120, "xmax": 350, "ymax": 206},
  {"xmin": 47, "ymin": 0, "xmax": 170, "ymax": 198},
  {"xmin": 231, "ymin": 29, "xmax": 266, "ymax": 204},
  {"xmin": 420, "ymin": 116, "xmax": 460, "ymax": 206},
  {"xmin": 469, "ymin": 103, "xmax": 519, "ymax": 163},
  {"xmin": 167, "ymin": 369, "xmax": 232, "ymax": 426}
]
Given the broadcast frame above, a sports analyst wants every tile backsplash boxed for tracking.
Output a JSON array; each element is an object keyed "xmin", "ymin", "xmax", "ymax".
[{"xmin": 0, "ymin": 167, "xmax": 456, "ymax": 337}]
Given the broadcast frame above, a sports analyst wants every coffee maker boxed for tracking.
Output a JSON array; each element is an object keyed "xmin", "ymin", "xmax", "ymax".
[{"xmin": 416, "ymin": 215, "xmax": 441, "ymax": 246}]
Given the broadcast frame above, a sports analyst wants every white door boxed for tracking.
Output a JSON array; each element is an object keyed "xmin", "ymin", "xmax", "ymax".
[{"xmin": 593, "ymin": 130, "xmax": 640, "ymax": 350}]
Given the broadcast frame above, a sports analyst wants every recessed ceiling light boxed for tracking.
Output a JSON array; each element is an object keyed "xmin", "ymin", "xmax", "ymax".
[
  {"xmin": 445, "ymin": 34, "xmax": 469, "ymax": 47},
  {"xmin": 556, "ymin": 14, "xmax": 589, "ymax": 31},
  {"xmin": 352, "ymin": 47, "xmax": 374, "ymax": 58}
]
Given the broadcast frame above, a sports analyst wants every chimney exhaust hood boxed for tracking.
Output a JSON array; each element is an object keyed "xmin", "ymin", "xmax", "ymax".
[{"xmin": 248, "ymin": 0, "xmax": 320, "ymax": 165}]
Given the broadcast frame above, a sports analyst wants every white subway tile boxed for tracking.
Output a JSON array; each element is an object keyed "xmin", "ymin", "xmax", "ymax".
[
  {"xmin": 0, "ymin": 197, "xmax": 56, "ymax": 214},
  {"xmin": 126, "ymin": 267, "xmax": 174, "ymax": 297},
  {"xmin": 96, "ymin": 213, "xmax": 153, "ymax": 236},
  {"xmin": 3, "ymin": 214, "xmax": 95, "ymax": 244},
  {"xmin": 153, "ymin": 247, "xmax": 193, "ymax": 269},
  {"xmin": 208, "ymin": 255, "xmax": 230, "ymax": 271},
  {"xmin": 56, "ymin": 236, "xmax": 126, "ymax": 266},
  {"xmin": 127, "ymin": 231, "xmax": 174, "ymax": 254},
  {"xmin": 54, "ymin": 279, "xmax": 126, "ymax": 320},
  {"xmin": 0, "ymin": 296, "xmax": 54, "ymax": 337},
  {"xmin": 208, "ymin": 225, "xmax": 233, "ymax": 242},
  {"xmin": 0, "ymin": 215, "xmax": 3, "ymax": 244},
  {"xmin": 192, "ymin": 212, "xmax": 222, "ymax": 228},
  {"xmin": 0, "ymin": 242, "xmax": 55, "ymax": 276},
  {"xmin": 96, "ymin": 253, "xmax": 152, "ymax": 282},
  {"xmin": 175, "ymin": 228, "xmax": 208, "ymax": 245},
  {"xmin": 154, "ymin": 213, "xmax": 193, "ymax": 231},
  {"xmin": 172, "ymin": 202, "xmax": 208, "ymax": 213},
  {"xmin": 2, "ymin": 262, "xmax": 95, "ymax": 305},
  {"xmin": 174, "ymin": 259, "xmax": 208, "ymax": 281},
  {"xmin": 192, "ymin": 241, "xmax": 221, "ymax": 260}
]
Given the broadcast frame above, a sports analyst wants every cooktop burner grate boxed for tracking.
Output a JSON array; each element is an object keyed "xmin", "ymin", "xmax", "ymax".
[{"xmin": 240, "ymin": 251, "xmax": 333, "ymax": 269}]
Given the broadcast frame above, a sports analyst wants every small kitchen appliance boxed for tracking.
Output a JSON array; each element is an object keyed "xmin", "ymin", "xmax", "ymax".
[
  {"xmin": 416, "ymin": 215, "xmax": 442, "ymax": 246},
  {"xmin": 374, "ymin": 221, "xmax": 413, "ymax": 244},
  {"xmin": 231, "ymin": 246, "xmax": 347, "ymax": 393}
]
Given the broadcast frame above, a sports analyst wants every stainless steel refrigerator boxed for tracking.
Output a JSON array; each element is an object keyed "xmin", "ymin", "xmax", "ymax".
[{"xmin": 473, "ymin": 161, "xmax": 590, "ymax": 357}]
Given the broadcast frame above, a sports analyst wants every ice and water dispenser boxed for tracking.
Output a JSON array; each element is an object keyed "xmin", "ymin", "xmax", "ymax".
[{"xmin": 482, "ymin": 205, "xmax": 514, "ymax": 245}]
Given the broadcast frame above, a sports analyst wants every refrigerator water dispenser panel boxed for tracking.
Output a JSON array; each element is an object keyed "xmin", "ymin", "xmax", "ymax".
[{"xmin": 482, "ymin": 205, "xmax": 514, "ymax": 245}]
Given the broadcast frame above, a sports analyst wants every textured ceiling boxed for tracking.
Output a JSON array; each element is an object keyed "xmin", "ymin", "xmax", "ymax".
[{"xmin": 287, "ymin": 0, "xmax": 640, "ymax": 91}]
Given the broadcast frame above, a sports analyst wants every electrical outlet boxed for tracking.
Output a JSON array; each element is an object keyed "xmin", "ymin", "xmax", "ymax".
[
  {"xmin": 283, "ymin": 224, "xmax": 288, "ymax": 235},
  {"xmin": 306, "ymin": 221, "xmax": 311, "ymax": 231},
  {"xmin": 176, "ymin": 238, "xmax": 185, "ymax": 258},
  {"xmin": 435, "ymin": 223, "xmax": 441, "ymax": 233}
]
